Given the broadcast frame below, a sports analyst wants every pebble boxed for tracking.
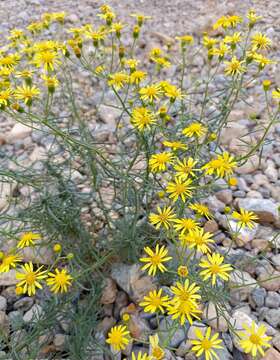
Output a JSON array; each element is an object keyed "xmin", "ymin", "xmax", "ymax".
[
  {"xmin": 262, "ymin": 348, "xmax": 280, "ymax": 359},
  {"xmin": 0, "ymin": 311, "xmax": 10, "ymax": 337},
  {"xmin": 265, "ymin": 291, "xmax": 280, "ymax": 308},
  {"xmin": 13, "ymin": 297, "xmax": 34, "ymax": 312},
  {"xmin": 249, "ymin": 288, "xmax": 267, "ymax": 309},
  {"xmin": 23, "ymin": 304, "xmax": 43, "ymax": 323},
  {"xmin": 0, "ymin": 296, "xmax": 7, "ymax": 311},
  {"xmin": 202, "ymin": 302, "xmax": 229, "ymax": 332},
  {"xmin": 265, "ymin": 309, "xmax": 280, "ymax": 328},
  {"xmin": 100, "ymin": 278, "xmax": 118, "ymax": 305}
]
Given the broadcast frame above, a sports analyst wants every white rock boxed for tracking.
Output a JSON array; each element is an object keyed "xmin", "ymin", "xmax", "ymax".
[
  {"xmin": 8, "ymin": 123, "xmax": 32, "ymax": 142},
  {"xmin": 23, "ymin": 304, "xmax": 43, "ymax": 323},
  {"xmin": 202, "ymin": 302, "xmax": 229, "ymax": 332},
  {"xmin": 0, "ymin": 270, "xmax": 17, "ymax": 286}
]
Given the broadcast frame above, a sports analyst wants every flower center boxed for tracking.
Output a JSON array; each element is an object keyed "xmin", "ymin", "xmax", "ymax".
[
  {"xmin": 201, "ymin": 338, "xmax": 212, "ymax": 350},
  {"xmin": 210, "ymin": 264, "xmax": 220, "ymax": 274},
  {"xmin": 55, "ymin": 273, "xmax": 67, "ymax": 285},
  {"xmin": 151, "ymin": 254, "xmax": 161, "ymax": 265},
  {"xmin": 249, "ymin": 334, "xmax": 260, "ymax": 345},
  {"xmin": 25, "ymin": 272, "xmax": 36, "ymax": 285},
  {"xmin": 175, "ymin": 184, "xmax": 186, "ymax": 194},
  {"xmin": 152, "ymin": 347, "xmax": 164, "ymax": 359}
]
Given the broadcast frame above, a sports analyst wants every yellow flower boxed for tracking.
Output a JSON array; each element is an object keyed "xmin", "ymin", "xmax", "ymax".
[
  {"xmin": 164, "ymin": 84, "xmax": 182, "ymax": 101},
  {"xmin": 272, "ymin": 88, "xmax": 280, "ymax": 99},
  {"xmin": 167, "ymin": 298, "xmax": 201, "ymax": 325},
  {"xmin": 162, "ymin": 140, "xmax": 187, "ymax": 151},
  {"xmin": 228, "ymin": 177, "xmax": 238, "ymax": 187},
  {"xmin": 111, "ymin": 22, "xmax": 126, "ymax": 37},
  {"xmin": 17, "ymin": 232, "xmax": 41, "ymax": 249},
  {"xmin": 149, "ymin": 206, "xmax": 176, "ymax": 230},
  {"xmin": 224, "ymin": 32, "xmax": 242, "ymax": 45},
  {"xmin": 170, "ymin": 279, "xmax": 201, "ymax": 305},
  {"xmin": 177, "ymin": 266, "xmax": 188, "ymax": 277},
  {"xmin": 46, "ymin": 268, "xmax": 73, "ymax": 293},
  {"xmin": 202, "ymin": 152, "xmax": 236, "ymax": 178},
  {"xmin": 15, "ymin": 69, "xmax": 35, "ymax": 80},
  {"xmin": 0, "ymin": 88, "xmax": 13, "ymax": 107},
  {"xmin": 203, "ymin": 36, "xmax": 218, "ymax": 49},
  {"xmin": 149, "ymin": 152, "xmax": 174, "ymax": 173},
  {"xmin": 188, "ymin": 228, "xmax": 214, "ymax": 254},
  {"xmin": 131, "ymin": 107, "xmax": 157, "ymax": 131},
  {"xmin": 251, "ymin": 32, "xmax": 271, "ymax": 50},
  {"xmin": 41, "ymin": 74, "xmax": 59, "ymax": 90},
  {"xmin": 210, "ymin": 43, "xmax": 230, "ymax": 58},
  {"xmin": 122, "ymin": 313, "xmax": 130, "ymax": 322},
  {"xmin": 0, "ymin": 53, "xmax": 20, "ymax": 68},
  {"xmin": 224, "ymin": 56, "xmax": 246, "ymax": 76},
  {"xmin": 131, "ymin": 351, "xmax": 152, "ymax": 360},
  {"xmin": 253, "ymin": 53, "xmax": 275, "ymax": 69},
  {"xmin": 247, "ymin": 9, "xmax": 262, "ymax": 27},
  {"xmin": 176, "ymin": 35, "xmax": 194, "ymax": 46},
  {"xmin": 166, "ymin": 177, "xmax": 194, "ymax": 203},
  {"xmin": 33, "ymin": 50, "xmax": 61, "ymax": 71},
  {"xmin": 0, "ymin": 253, "xmax": 22, "ymax": 273},
  {"xmin": 130, "ymin": 13, "xmax": 151, "ymax": 26},
  {"xmin": 16, "ymin": 262, "xmax": 47, "ymax": 296},
  {"xmin": 189, "ymin": 203, "xmax": 213, "ymax": 220},
  {"xmin": 53, "ymin": 243, "xmax": 62, "ymax": 253},
  {"xmin": 140, "ymin": 244, "xmax": 172, "ymax": 276},
  {"xmin": 139, "ymin": 84, "xmax": 163, "ymax": 102},
  {"xmin": 151, "ymin": 56, "xmax": 171, "ymax": 68},
  {"xmin": 140, "ymin": 288, "xmax": 170, "ymax": 313},
  {"xmin": 130, "ymin": 70, "xmax": 147, "ymax": 85},
  {"xmin": 182, "ymin": 122, "xmax": 206, "ymax": 138},
  {"xmin": 108, "ymin": 72, "xmax": 129, "ymax": 90},
  {"xmin": 106, "ymin": 325, "xmax": 130, "ymax": 351},
  {"xmin": 239, "ymin": 322, "xmax": 271, "ymax": 357},
  {"xmin": 174, "ymin": 158, "xmax": 199, "ymax": 179},
  {"xmin": 14, "ymin": 84, "xmax": 40, "ymax": 105},
  {"xmin": 173, "ymin": 218, "xmax": 199, "ymax": 235},
  {"xmin": 149, "ymin": 334, "xmax": 165, "ymax": 360},
  {"xmin": 199, "ymin": 253, "xmax": 233, "ymax": 285},
  {"xmin": 232, "ymin": 208, "xmax": 258, "ymax": 229},
  {"xmin": 213, "ymin": 15, "xmax": 242, "ymax": 30},
  {"xmin": 191, "ymin": 327, "xmax": 223, "ymax": 360}
]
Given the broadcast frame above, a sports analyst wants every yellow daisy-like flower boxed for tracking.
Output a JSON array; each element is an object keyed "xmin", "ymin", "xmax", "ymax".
[
  {"xmin": 130, "ymin": 13, "xmax": 151, "ymax": 26},
  {"xmin": 17, "ymin": 232, "xmax": 41, "ymax": 249},
  {"xmin": 182, "ymin": 122, "xmax": 206, "ymax": 138},
  {"xmin": 191, "ymin": 327, "xmax": 223, "ymax": 360},
  {"xmin": 164, "ymin": 84, "xmax": 183, "ymax": 101},
  {"xmin": 139, "ymin": 84, "xmax": 163, "ymax": 103},
  {"xmin": 149, "ymin": 152, "xmax": 174, "ymax": 173},
  {"xmin": 174, "ymin": 157, "xmax": 199, "ymax": 180},
  {"xmin": 41, "ymin": 74, "xmax": 59, "ymax": 90},
  {"xmin": 149, "ymin": 206, "xmax": 176, "ymax": 230},
  {"xmin": 166, "ymin": 177, "xmax": 194, "ymax": 203},
  {"xmin": 46, "ymin": 268, "xmax": 73, "ymax": 293},
  {"xmin": 177, "ymin": 266, "xmax": 188, "ymax": 277},
  {"xmin": 176, "ymin": 35, "xmax": 194, "ymax": 45},
  {"xmin": 171, "ymin": 279, "xmax": 201, "ymax": 305},
  {"xmin": 202, "ymin": 152, "xmax": 236, "ymax": 178},
  {"xmin": 247, "ymin": 9, "xmax": 262, "ymax": 27},
  {"xmin": 272, "ymin": 88, "xmax": 280, "ymax": 99},
  {"xmin": 239, "ymin": 322, "xmax": 271, "ymax": 357},
  {"xmin": 131, "ymin": 351, "xmax": 152, "ymax": 360},
  {"xmin": 14, "ymin": 84, "xmax": 40, "ymax": 105},
  {"xmin": 178, "ymin": 232, "xmax": 193, "ymax": 247},
  {"xmin": 199, "ymin": 253, "xmax": 233, "ymax": 285},
  {"xmin": 189, "ymin": 203, "xmax": 213, "ymax": 220},
  {"xmin": 33, "ymin": 50, "xmax": 61, "ymax": 71},
  {"xmin": 203, "ymin": 36, "xmax": 218, "ymax": 49},
  {"xmin": 131, "ymin": 107, "xmax": 157, "ymax": 131},
  {"xmin": 173, "ymin": 218, "xmax": 199, "ymax": 235},
  {"xmin": 130, "ymin": 70, "xmax": 147, "ymax": 85},
  {"xmin": 140, "ymin": 244, "xmax": 172, "ymax": 276},
  {"xmin": 106, "ymin": 325, "xmax": 130, "ymax": 351},
  {"xmin": 253, "ymin": 53, "xmax": 274, "ymax": 69},
  {"xmin": 0, "ymin": 53, "xmax": 20, "ymax": 68},
  {"xmin": 139, "ymin": 288, "xmax": 170, "ymax": 314},
  {"xmin": 0, "ymin": 253, "xmax": 22, "ymax": 273},
  {"xmin": 224, "ymin": 56, "xmax": 246, "ymax": 76},
  {"xmin": 232, "ymin": 208, "xmax": 258, "ymax": 229},
  {"xmin": 16, "ymin": 262, "xmax": 47, "ymax": 296},
  {"xmin": 188, "ymin": 228, "xmax": 214, "ymax": 254},
  {"xmin": 0, "ymin": 88, "xmax": 13, "ymax": 107},
  {"xmin": 149, "ymin": 334, "xmax": 165, "ymax": 360},
  {"xmin": 167, "ymin": 297, "xmax": 201, "ymax": 325},
  {"xmin": 224, "ymin": 32, "xmax": 242, "ymax": 45},
  {"xmin": 251, "ymin": 32, "xmax": 272, "ymax": 50},
  {"xmin": 162, "ymin": 140, "xmax": 187, "ymax": 151},
  {"xmin": 108, "ymin": 72, "xmax": 129, "ymax": 90},
  {"xmin": 210, "ymin": 42, "xmax": 230, "ymax": 58}
]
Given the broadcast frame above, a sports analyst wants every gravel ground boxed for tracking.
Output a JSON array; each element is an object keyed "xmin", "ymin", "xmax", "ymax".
[{"xmin": 0, "ymin": 1, "xmax": 280, "ymax": 359}]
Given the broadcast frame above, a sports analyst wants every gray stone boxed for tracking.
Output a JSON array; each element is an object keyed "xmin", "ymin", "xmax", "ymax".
[
  {"xmin": 23, "ymin": 304, "xmax": 43, "ymax": 323},
  {"xmin": 265, "ymin": 291, "xmax": 280, "ymax": 308},
  {"xmin": 14, "ymin": 297, "xmax": 34, "ymax": 312},
  {"xmin": 264, "ymin": 309, "xmax": 280, "ymax": 328},
  {"xmin": 158, "ymin": 316, "xmax": 186, "ymax": 348},
  {"xmin": 249, "ymin": 288, "xmax": 267, "ymax": 308},
  {"xmin": 216, "ymin": 189, "xmax": 233, "ymax": 204},
  {"xmin": 0, "ymin": 311, "xmax": 10, "ymax": 338},
  {"xmin": 54, "ymin": 334, "xmax": 69, "ymax": 352},
  {"xmin": 0, "ymin": 297, "xmax": 7, "ymax": 312}
]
